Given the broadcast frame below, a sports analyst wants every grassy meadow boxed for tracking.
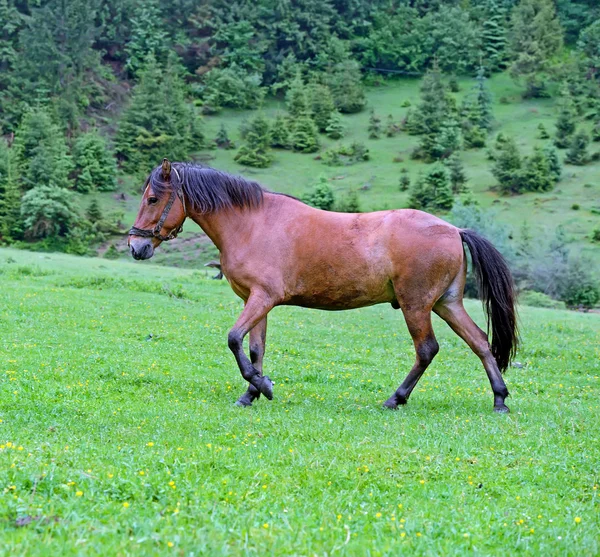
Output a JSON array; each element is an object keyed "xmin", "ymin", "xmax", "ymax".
[{"xmin": 0, "ymin": 248, "xmax": 599, "ymax": 555}]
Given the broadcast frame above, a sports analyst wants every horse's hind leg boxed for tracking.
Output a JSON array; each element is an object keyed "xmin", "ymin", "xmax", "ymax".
[
  {"xmin": 384, "ymin": 308, "xmax": 439, "ymax": 409},
  {"xmin": 236, "ymin": 316, "xmax": 267, "ymax": 407},
  {"xmin": 434, "ymin": 299, "xmax": 510, "ymax": 413}
]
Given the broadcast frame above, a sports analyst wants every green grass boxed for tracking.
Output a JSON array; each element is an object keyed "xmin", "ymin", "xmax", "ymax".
[{"xmin": 1, "ymin": 248, "xmax": 599, "ymax": 555}]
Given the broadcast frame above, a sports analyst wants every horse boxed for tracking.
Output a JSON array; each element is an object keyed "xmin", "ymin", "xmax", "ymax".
[{"xmin": 128, "ymin": 159, "xmax": 518, "ymax": 413}]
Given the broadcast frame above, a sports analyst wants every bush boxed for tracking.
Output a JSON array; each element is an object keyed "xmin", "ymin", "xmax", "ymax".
[
  {"xmin": 592, "ymin": 228, "xmax": 600, "ymax": 242},
  {"xmin": 72, "ymin": 131, "xmax": 117, "ymax": 192},
  {"xmin": 563, "ymin": 281, "xmax": 600, "ymax": 309},
  {"xmin": 20, "ymin": 185, "xmax": 80, "ymax": 239},
  {"xmin": 301, "ymin": 177, "xmax": 335, "ymax": 210},
  {"xmin": 336, "ymin": 190, "xmax": 361, "ymax": 213},
  {"xmin": 321, "ymin": 142, "xmax": 369, "ymax": 166},
  {"xmin": 518, "ymin": 290, "xmax": 566, "ymax": 310},
  {"xmin": 201, "ymin": 66, "xmax": 265, "ymax": 111}
]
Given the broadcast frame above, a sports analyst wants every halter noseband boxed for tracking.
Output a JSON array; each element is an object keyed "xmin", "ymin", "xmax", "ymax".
[{"xmin": 129, "ymin": 167, "xmax": 187, "ymax": 242}]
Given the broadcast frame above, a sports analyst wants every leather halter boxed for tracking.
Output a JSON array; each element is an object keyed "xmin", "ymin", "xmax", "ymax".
[{"xmin": 129, "ymin": 167, "xmax": 187, "ymax": 242}]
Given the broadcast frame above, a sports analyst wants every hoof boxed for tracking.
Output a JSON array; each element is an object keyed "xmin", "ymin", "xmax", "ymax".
[
  {"xmin": 494, "ymin": 404, "xmax": 510, "ymax": 414},
  {"xmin": 258, "ymin": 376, "xmax": 274, "ymax": 400},
  {"xmin": 235, "ymin": 392, "xmax": 254, "ymax": 407},
  {"xmin": 383, "ymin": 397, "xmax": 398, "ymax": 410}
]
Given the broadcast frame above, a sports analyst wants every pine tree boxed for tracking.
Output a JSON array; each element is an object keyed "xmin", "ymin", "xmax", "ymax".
[
  {"xmin": 521, "ymin": 147, "xmax": 554, "ymax": 192},
  {"xmin": 301, "ymin": 177, "xmax": 335, "ymax": 210},
  {"xmin": 509, "ymin": 0, "xmax": 564, "ymax": 98},
  {"xmin": 234, "ymin": 113, "xmax": 273, "ymax": 168},
  {"xmin": 116, "ymin": 55, "xmax": 203, "ymax": 174},
  {"xmin": 290, "ymin": 114, "xmax": 320, "ymax": 153},
  {"xmin": 554, "ymin": 87, "xmax": 577, "ymax": 148},
  {"xmin": 307, "ymin": 82, "xmax": 335, "ymax": 132},
  {"xmin": 565, "ymin": 131, "xmax": 591, "ymax": 165},
  {"xmin": 86, "ymin": 198, "xmax": 102, "ymax": 223},
  {"xmin": 270, "ymin": 114, "xmax": 290, "ymax": 149},
  {"xmin": 325, "ymin": 110, "xmax": 344, "ymax": 139},
  {"xmin": 72, "ymin": 131, "xmax": 117, "ymax": 193},
  {"xmin": 336, "ymin": 190, "xmax": 361, "ymax": 213},
  {"xmin": 13, "ymin": 108, "xmax": 73, "ymax": 190},
  {"xmin": 481, "ymin": 0, "xmax": 508, "ymax": 72},
  {"xmin": 399, "ymin": 168, "xmax": 411, "ymax": 192},
  {"xmin": 368, "ymin": 110, "xmax": 382, "ymax": 139},
  {"xmin": 0, "ymin": 138, "xmax": 21, "ymax": 240},
  {"xmin": 286, "ymin": 72, "xmax": 309, "ymax": 118},
  {"xmin": 537, "ymin": 123, "xmax": 550, "ymax": 139},
  {"xmin": 0, "ymin": 0, "xmax": 24, "ymax": 133},
  {"xmin": 408, "ymin": 164, "xmax": 454, "ymax": 212},
  {"xmin": 215, "ymin": 124, "xmax": 235, "ymax": 149},
  {"xmin": 385, "ymin": 115, "xmax": 399, "ymax": 138},
  {"xmin": 492, "ymin": 135, "xmax": 523, "ymax": 194},
  {"xmin": 326, "ymin": 60, "xmax": 366, "ymax": 114},
  {"xmin": 543, "ymin": 145, "xmax": 562, "ymax": 182},
  {"xmin": 445, "ymin": 153, "xmax": 468, "ymax": 194},
  {"xmin": 125, "ymin": 0, "xmax": 169, "ymax": 76}
]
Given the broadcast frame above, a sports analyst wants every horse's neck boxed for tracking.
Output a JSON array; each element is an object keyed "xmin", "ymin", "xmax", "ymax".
[{"xmin": 190, "ymin": 206, "xmax": 256, "ymax": 253}]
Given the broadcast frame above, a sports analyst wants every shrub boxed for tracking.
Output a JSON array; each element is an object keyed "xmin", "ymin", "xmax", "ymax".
[
  {"xmin": 518, "ymin": 290, "xmax": 566, "ymax": 309},
  {"xmin": 321, "ymin": 142, "xmax": 369, "ymax": 166},
  {"xmin": 302, "ymin": 177, "xmax": 335, "ymax": 210}
]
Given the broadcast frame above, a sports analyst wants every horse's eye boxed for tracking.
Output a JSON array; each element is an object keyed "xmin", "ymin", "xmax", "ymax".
[{"xmin": 148, "ymin": 197, "xmax": 158, "ymax": 205}]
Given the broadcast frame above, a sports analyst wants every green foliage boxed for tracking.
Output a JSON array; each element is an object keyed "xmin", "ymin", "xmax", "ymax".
[
  {"xmin": 509, "ymin": 0, "xmax": 564, "ymax": 98},
  {"xmin": 270, "ymin": 114, "xmax": 290, "ymax": 149},
  {"xmin": 399, "ymin": 168, "xmax": 411, "ymax": 192},
  {"xmin": 577, "ymin": 19, "xmax": 600, "ymax": 75},
  {"xmin": 518, "ymin": 290, "xmax": 566, "ymax": 309},
  {"xmin": 214, "ymin": 124, "xmax": 235, "ymax": 150},
  {"xmin": 286, "ymin": 73, "xmax": 309, "ymax": 118},
  {"xmin": 20, "ymin": 184, "xmax": 80, "ymax": 239},
  {"xmin": 125, "ymin": 0, "xmax": 169, "ymax": 76},
  {"xmin": 336, "ymin": 190, "xmax": 361, "ymax": 213},
  {"xmin": 0, "ymin": 138, "xmax": 21, "ymax": 240},
  {"xmin": 325, "ymin": 110, "xmax": 344, "ymax": 139},
  {"xmin": 201, "ymin": 65, "xmax": 265, "ymax": 112},
  {"xmin": 491, "ymin": 135, "xmax": 523, "ymax": 194},
  {"xmin": 321, "ymin": 142, "xmax": 369, "ymax": 166},
  {"xmin": 461, "ymin": 67, "xmax": 494, "ymax": 132},
  {"xmin": 554, "ymin": 87, "xmax": 577, "ymax": 148},
  {"xmin": 408, "ymin": 163, "xmax": 454, "ymax": 212},
  {"xmin": 301, "ymin": 177, "xmax": 335, "ymax": 210},
  {"xmin": 444, "ymin": 153, "xmax": 468, "ymax": 194},
  {"xmin": 411, "ymin": 63, "xmax": 460, "ymax": 161},
  {"xmin": 289, "ymin": 115, "xmax": 320, "ymax": 154},
  {"xmin": 565, "ymin": 131, "xmax": 591, "ymax": 165},
  {"xmin": 520, "ymin": 146, "xmax": 555, "ymax": 192},
  {"xmin": 481, "ymin": 0, "xmax": 509, "ymax": 72},
  {"xmin": 368, "ymin": 110, "xmax": 382, "ymax": 139},
  {"xmin": 537, "ymin": 123, "xmax": 550, "ymax": 139},
  {"xmin": 592, "ymin": 228, "xmax": 600, "ymax": 242},
  {"xmin": 385, "ymin": 115, "xmax": 400, "ymax": 138},
  {"xmin": 561, "ymin": 258, "xmax": 600, "ymax": 308},
  {"xmin": 72, "ymin": 131, "xmax": 117, "ymax": 193},
  {"xmin": 13, "ymin": 108, "xmax": 73, "ymax": 190},
  {"xmin": 307, "ymin": 82, "xmax": 335, "ymax": 132},
  {"xmin": 115, "ymin": 56, "xmax": 203, "ymax": 174},
  {"xmin": 326, "ymin": 61, "xmax": 366, "ymax": 114},
  {"xmin": 86, "ymin": 198, "xmax": 102, "ymax": 223},
  {"xmin": 234, "ymin": 113, "xmax": 273, "ymax": 168}
]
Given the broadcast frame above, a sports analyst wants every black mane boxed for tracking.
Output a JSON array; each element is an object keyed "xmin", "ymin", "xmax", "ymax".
[{"xmin": 148, "ymin": 163, "xmax": 265, "ymax": 213}]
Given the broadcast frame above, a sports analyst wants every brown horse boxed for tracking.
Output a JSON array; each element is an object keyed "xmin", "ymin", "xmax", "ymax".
[{"xmin": 129, "ymin": 160, "xmax": 518, "ymax": 412}]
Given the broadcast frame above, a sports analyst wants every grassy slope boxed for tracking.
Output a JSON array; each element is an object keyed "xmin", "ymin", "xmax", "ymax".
[
  {"xmin": 98, "ymin": 72, "xmax": 600, "ymax": 268},
  {"xmin": 1, "ymin": 248, "xmax": 598, "ymax": 555}
]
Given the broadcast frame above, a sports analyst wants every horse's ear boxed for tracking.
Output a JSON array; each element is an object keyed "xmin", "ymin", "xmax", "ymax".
[{"xmin": 162, "ymin": 158, "xmax": 172, "ymax": 180}]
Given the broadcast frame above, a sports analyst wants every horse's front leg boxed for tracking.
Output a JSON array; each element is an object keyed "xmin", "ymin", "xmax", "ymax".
[
  {"xmin": 228, "ymin": 292, "xmax": 274, "ymax": 402},
  {"xmin": 236, "ymin": 316, "xmax": 267, "ymax": 407}
]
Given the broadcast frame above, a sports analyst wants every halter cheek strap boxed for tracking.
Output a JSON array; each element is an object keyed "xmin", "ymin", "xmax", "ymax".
[{"xmin": 129, "ymin": 167, "xmax": 187, "ymax": 242}]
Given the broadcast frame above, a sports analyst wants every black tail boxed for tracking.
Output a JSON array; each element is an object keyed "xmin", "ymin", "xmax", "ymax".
[{"xmin": 460, "ymin": 229, "xmax": 519, "ymax": 373}]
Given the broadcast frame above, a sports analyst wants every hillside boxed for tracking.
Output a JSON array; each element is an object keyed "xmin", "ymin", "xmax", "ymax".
[
  {"xmin": 93, "ymin": 73, "xmax": 600, "ymax": 268},
  {"xmin": 0, "ymin": 247, "xmax": 598, "ymax": 554}
]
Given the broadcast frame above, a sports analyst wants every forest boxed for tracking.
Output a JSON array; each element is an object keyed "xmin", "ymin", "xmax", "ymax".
[{"xmin": 0, "ymin": 0, "xmax": 599, "ymax": 308}]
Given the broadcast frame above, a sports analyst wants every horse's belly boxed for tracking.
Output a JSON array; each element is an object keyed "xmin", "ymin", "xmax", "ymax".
[{"xmin": 286, "ymin": 273, "xmax": 395, "ymax": 310}]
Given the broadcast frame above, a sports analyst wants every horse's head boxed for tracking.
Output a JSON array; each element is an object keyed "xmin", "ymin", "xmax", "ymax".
[{"xmin": 128, "ymin": 158, "xmax": 187, "ymax": 260}]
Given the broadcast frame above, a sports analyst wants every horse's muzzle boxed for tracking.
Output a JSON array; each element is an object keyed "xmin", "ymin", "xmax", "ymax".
[{"xmin": 129, "ymin": 239, "xmax": 154, "ymax": 260}]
